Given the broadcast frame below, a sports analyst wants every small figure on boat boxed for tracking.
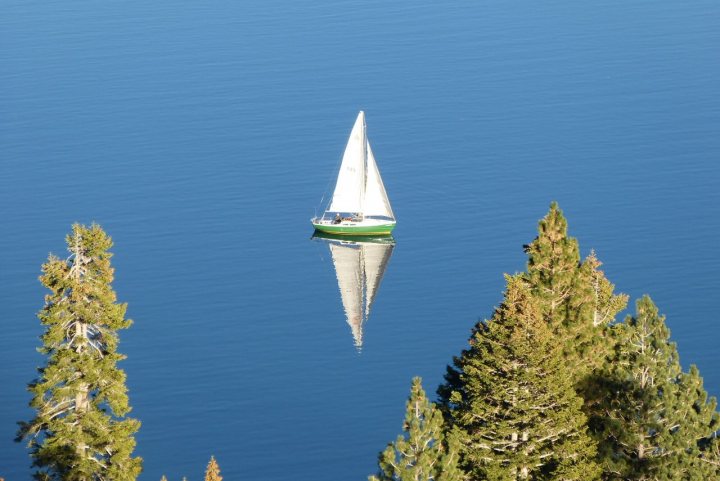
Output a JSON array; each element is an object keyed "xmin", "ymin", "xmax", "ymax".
[{"xmin": 334, "ymin": 213, "xmax": 342, "ymax": 224}]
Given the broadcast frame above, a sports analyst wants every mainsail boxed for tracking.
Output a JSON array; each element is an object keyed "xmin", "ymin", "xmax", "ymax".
[
  {"xmin": 326, "ymin": 238, "xmax": 395, "ymax": 348},
  {"xmin": 325, "ymin": 111, "xmax": 394, "ymax": 220},
  {"xmin": 327, "ymin": 112, "xmax": 367, "ymax": 214}
]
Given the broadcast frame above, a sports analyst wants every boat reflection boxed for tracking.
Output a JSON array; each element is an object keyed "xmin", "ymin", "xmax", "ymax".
[{"xmin": 312, "ymin": 232, "xmax": 395, "ymax": 350}]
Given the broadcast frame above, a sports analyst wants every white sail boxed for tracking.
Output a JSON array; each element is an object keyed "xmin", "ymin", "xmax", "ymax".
[
  {"xmin": 362, "ymin": 242, "xmax": 395, "ymax": 318},
  {"xmin": 327, "ymin": 112, "xmax": 366, "ymax": 214},
  {"xmin": 363, "ymin": 142, "xmax": 395, "ymax": 219},
  {"xmin": 313, "ymin": 111, "xmax": 395, "ymax": 235},
  {"xmin": 329, "ymin": 243, "xmax": 364, "ymax": 347}
]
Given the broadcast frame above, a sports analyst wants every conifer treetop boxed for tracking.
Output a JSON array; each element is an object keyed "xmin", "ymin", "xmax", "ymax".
[
  {"xmin": 522, "ymin": 202, "xmax": 582, "ymax": 340},
  {"xmin": 17, "ymin": 223, "xmax": 141, "ymax": 481},
  {"xmin": 524, "ymin": 201, "xmax": 580, "ymax": 277},
  {"xmin": 439, "ymin": 275, "xmax": 600, "ymax": 481},
  {"xmin": 522, "ymin": 203, "xmax": 628, "ymax": 379},
  {"xmin": 589, "ymin": 295, "xmax": 719, "ymax": 479},
  {"xmin": 370, "ymin": 377, "xmax": 462, "ymax": 481},
  {"xmin": 205, "ymin": 456, "xmax": 222, "ymax": 481}
]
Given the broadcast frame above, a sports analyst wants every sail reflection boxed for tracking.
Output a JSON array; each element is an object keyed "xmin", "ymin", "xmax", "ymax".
[{"xmin": 312, "ymin": 232, "xmax": 395, "ymax": 350}]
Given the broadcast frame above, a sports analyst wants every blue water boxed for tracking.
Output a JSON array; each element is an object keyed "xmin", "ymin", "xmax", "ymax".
[{"xmin": 2, "ymin": 1, "xmax": 719, "ymax": 479}]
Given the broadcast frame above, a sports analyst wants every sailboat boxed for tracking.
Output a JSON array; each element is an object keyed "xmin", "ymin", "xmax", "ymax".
[
  {"xmin": 312, "ymin": 232, "xmax": 395, "ymax": 349},
  {"xmin": 311, "ymin": 111, "xmax": 396, "ymax": 235}
]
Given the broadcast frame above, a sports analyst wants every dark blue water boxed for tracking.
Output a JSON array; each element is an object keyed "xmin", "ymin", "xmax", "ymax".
[{"xmin": 2, "ymin": 1, "xmax": 719, "ymax": 479}]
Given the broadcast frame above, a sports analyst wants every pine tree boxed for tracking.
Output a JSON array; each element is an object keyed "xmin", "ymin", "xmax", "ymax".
[
  {"xmin": 572, "ymin": 251, "xmax": 628, "ymax": 369},
  {"xmin": 204, "ymin": 456, "xmax": 222, "ymax": 481},
  {"xmin": 370, "ymin": 377, "xmax": 462, "ymax": 481},
  {"xmin": 523, "ymin": 202, "xmax": 581, "ymax": 329},
  {"xmin": 16, "ymin": 224, "xmax": 142, "ymax": 481},
  {"xmin": 439, "ymin": 276, "xmax": 599, "ymax": 481},
  {"xmin": 589, "ymin": 296, "xmax": 719, "ymax": 480},
  {"xmin": 523, "ymin": 203, "xmax": 627, "ymax": 380}
]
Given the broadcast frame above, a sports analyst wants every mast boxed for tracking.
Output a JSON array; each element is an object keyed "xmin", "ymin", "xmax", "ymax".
[{"xmin": 360, "ymin": 111, "xmax": 367, "ymax": 216}]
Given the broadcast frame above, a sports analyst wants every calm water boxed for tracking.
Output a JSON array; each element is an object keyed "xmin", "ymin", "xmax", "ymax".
[{"xmin": 2, "ymin": 1, "xmax": 719, "ymax": 479}]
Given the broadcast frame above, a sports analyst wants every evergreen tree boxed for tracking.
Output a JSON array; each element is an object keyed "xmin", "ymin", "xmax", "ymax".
[
  {"xmin": 439, "ymin": 276, "xmax": 599, "ymax": 481},
  {"xmin": 578, "ymin": 251, "xmax": 627, "ymax": 331},
  {"xmin": 590, "ymin": 296, "xmax": 719, "ymax": 480},
  {"xmin": 572, "ymin": 251, "xmax": 628, "ymax": 368},
  {"xmin": 370, "ymin": 377, "xmax": 462, "ymax": 481},
  {"xmin": 204, "ymin": 456, "xmax": 222, "ymax": 481},
  {"xmin": 16, "ymin": 224, "xmax": 142, "ymax": 481},
  {"xmin": 523, "ymin": 202, "xmax": 581, "ymax": 328},
  {"xmin": 523, "ymin": 203, "xmax": 627, "ymax": 380}
]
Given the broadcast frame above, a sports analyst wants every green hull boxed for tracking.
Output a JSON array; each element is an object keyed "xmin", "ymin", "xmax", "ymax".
[{"xmin": 312, "ymin": 222, "xmax": 395, "ymax": 236}]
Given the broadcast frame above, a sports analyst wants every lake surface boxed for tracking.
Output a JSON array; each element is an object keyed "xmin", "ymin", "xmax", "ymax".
[{"xmin": 2, "ymin": 1, "xmax": 719, "ymax": 479}]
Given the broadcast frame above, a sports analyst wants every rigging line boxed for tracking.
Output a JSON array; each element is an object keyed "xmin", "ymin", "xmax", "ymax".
[{"xmin": 316, "ymin": 164, "xmax": 336, "ymax": 213}]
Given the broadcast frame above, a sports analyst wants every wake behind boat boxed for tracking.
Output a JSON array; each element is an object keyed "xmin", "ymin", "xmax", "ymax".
[{"xmin": 312, "ymin": 111, "xmax": 396, "ymax": 235}]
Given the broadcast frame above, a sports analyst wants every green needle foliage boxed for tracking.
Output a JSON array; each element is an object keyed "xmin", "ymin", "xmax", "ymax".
[
  {"xmin": 523, "ymin": 202, "xmax": 627, "ymax": 380},
  {"xmin": 523, "ymin": 203, "xmax": 581, "ymax": 323},
  {"xmin": 573, "ymin": 251, "xmax": 629, "ymax": 366},
  {"xmin": 588, "ymin": 296, "xmax": 719, "ymax": 480},
  {"xmin": 439, "ymin": 276, "xmax": 599, "ymax": 481},
  {"xmin": 678, "ymin": 366, "xmax": 720, "ymax": 479},
  {"xmin": 17, "ymin": 224, "xmax": 142, "ymax": 481},
  {"xmin": 370, "ymin": 377, "xmax": 462, "ymax": 481},
  {"xmin": 700, "ymin": 436, "xmax": 720, "ymax": 476}
]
